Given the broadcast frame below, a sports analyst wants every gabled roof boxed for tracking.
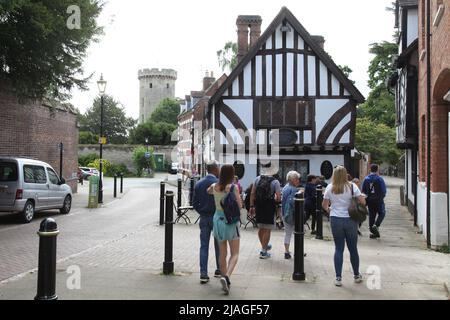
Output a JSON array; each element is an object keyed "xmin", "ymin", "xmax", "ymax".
[{"xmin": 210, "ymin": 6, "xmax": 365, "ymax": 105}]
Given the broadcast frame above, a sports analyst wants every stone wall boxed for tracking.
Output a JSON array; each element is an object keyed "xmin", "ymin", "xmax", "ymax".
[
  {"xmin": 78, "ymin": 145, "xmax": 176, "ymax": 172},
  {"xmin": 0, "ymin": 86, "xmax": 78, "ymax": 193}
]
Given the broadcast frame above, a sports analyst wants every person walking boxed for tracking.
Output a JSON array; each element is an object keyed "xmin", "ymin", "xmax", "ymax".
[
  {"xmin": 362, "ymin": 164, "xmax": 387, "ymax": 239},
  {"xmin": 281, "ymin": 171, "xmax": 301, "ymax": 259},
  {"xmin": 207, "ymin": 164, "xmax": 242, "ymax": 295},
  {"xmin": 304, "ymin": 175, "xmax": 318, "ymax": 235},
  {"xmin": 192, "ymin": 161, "xmax": 221, "ymax": 284},
  {"xmin": 352, "ymin": 178, "xmax": 363, "ymax": 236},
  {"xmin": 249, "ymin": 164, "xmax": 281, "ymax": 259},
  {"xmin": 322, "ymin": 165, "xmax": 366, "ymax": 287}
]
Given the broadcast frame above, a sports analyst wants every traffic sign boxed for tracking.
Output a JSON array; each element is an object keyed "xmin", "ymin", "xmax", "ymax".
[
  {"xmin": 99, "ymin": 137, "xmax": 107, "ymax": 145},
  {"xmin": 145, "ymin": 152, "xmax": 151, "ymax": 159}
]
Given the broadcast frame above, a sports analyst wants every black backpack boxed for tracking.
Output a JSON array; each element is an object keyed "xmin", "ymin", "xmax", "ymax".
[
  {"xmin": 255, "ymin": 176, "xmax": 275, "ymax": 205},
  {"xmin": 366, "ymin": 179, "xmax": 382, "ymax": 204}
]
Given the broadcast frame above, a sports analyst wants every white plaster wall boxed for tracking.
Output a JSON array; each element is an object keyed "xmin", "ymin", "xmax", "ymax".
[
  {"xmin": 320, "ymin": 61, "xmax": 328, "ymax": 96},
  {"xmin": 276, "ymin": 54, "xmax": 283, "ymax": 96},
  {"xmin": 308, "ymin": 56, "xmax": 316, "ymax": 96},
  {"xmin": 326, "ymin": 113, "xmax": 351, "ymax": 144},
  {"xmin": 297, "ymin": 54, "xmax": 305, "ymax": 96},
  {"xmin": 340, "ymin": 130, "xmax": 350, "ymax": 144},
  {"xmin": 430, "ymin": 192, "xmax": 449, "ymax": 247},
  {"xmin": 223, "ymin": 99, "xmax": 253, "ymax": 131},
  {"xmin": 266, "ymin": 55, "xmax": 272, "ymax": 96},
  {"xmin": 303, "ymin": 130, "xmax": 312, "ymax": 144},
  {"xmin": 407, "ymin": 9, "xmax": 418, "ymax": 47},
  {"xmin": 315, "ymin": 99, "xmax": 349, "ymax": 140},
  {"xmin": 286, "ymin": 24, "xmax": 294, "ymax": 48},
  {"xmin": 275, "ymin": 24, "xmax": 283, "ymax": 49},
  {"xmin": 331, "ymin": 74, "xmax": 340, "ymax": 96},
  {"xmin": 286, "ymin": 53, "xmax": 294, "ymax": 96},
  {"xmin": 266, "ymin": 35, "xmax": 272, "ymax": 49},
  {"xmin": 243, "ymin": 62, "xmax": 252, "ymax": 96},
  {"xmin": 255, "ymin": 56, "xmax": 262, "ymax": 96},
  {"xmin": 232, "ymin": 77, "xmax": 239, "ymax": 96},
  {"xmin": 407, "ymin": 150, "xmax": 415, "ymax": 203},
  {"xmin": 298, "ymin": 35, "xmax": 304, "ymax": 50},
  {"xmin": 416, "ymin": 182, "xmax": 427, "ymax": 237}
]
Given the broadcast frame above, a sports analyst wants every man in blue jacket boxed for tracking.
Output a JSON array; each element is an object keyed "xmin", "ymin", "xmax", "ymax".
[
  {"xmin": 193, "ymin": 160, "xmax": 221, "ymax": 283},
  {"xmin": 362, "ymin": 164, "xmax": 387, "ymax": 239}
]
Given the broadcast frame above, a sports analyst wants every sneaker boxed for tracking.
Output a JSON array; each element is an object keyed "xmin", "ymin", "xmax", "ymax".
[
  {"xmin": 369, "ymin": 234, "xmax": 378, "ymax": 239},
  {"xmin": 311, "ymin": 230, "xmax": 317, "ymax": 235},
  {"xmin": 284, "ymin": 252, "xmax": 292, "ymax": 259},
  {"xmin": 200, "ymin": 275, "xmax": 210, "ymax": 284},
  {"xmin": 334, "ymin": 277, "xmax": 342, "ymax": 287},
  {"xmin": 266, "ymin": 244, "xmax": 272, "ymax": 251},
  {"xmin": 220, "ymin": 277, "xmax": 230, "ymax": 294},
  {"xmin": 259, "ymin": 251, "xmax": 271, "ymax": 259},
  {"xmin": 354, "ymin": 274, "xmax": 363, "ymax": 283},
  {"xmin": 214, "ymin": 269, "xmax": 221, "ymax": 278},
  {"xmin": 373, "ymin": 226, "xmax": 381, "ymax": 238}
]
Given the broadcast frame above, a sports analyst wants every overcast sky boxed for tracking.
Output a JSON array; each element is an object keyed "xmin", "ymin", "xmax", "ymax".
[{"xmin": 70, "ymin": 0, "xmax": 396, "ymax": 119}]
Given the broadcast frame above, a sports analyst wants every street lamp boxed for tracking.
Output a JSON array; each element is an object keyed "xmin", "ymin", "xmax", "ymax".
[{"xmin": 97, "ymin": 74, "xmax": 107, "ymax": 204}]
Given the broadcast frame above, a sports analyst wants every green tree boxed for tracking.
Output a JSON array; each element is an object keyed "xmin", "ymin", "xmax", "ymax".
[
  {"xmin": 78, "ymin": 153, "xmax": 98, "ymax": 166},
  {"xmin": 132, "ymin": 146, "xmax": 155, "ymax": 177},
  {"xmin": 79, "ymin": 131, "xmax": 99, "ymax": 144},
  {"xmin": 0, "ymin": 0, "xmax": 103, "ymax": 100},
  {"xmin": 149, "ymin": 98, "xmax": 180, "ymax": 125},
  {"xmin": 217, "ymin": 41, "xmax": 237, "ymax": 72},
  {"xmin": 79, "ymin": 95, "xmax": 136, "ymax": 144},
  {"xmin": 366, "ymin": 41, "xmax": 398, "ymax": 90},
  {"xmin": 128, "ymin": 120, "xmax": 177, "ymax": 145},
  {"xmin": 338, "ymin": 65, "xmax": 355, "ymax": 84}
]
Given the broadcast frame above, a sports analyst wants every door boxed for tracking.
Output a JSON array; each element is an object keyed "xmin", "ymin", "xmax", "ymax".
[
  {"xmin": 23, "ymin": 165, "xmax": 49, "ymax": 209},
  {"xmin": 0, "ymin": 160, "xmax": 19, "ymax": 207},
  {"xmin": 46, "ymin": 167, "xmax": 65, "ymax": 208}
]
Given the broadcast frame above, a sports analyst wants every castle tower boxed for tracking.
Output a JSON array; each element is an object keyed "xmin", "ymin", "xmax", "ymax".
[{"xmin": 138, "ymin": 68, "xmax": 177, "ymax": 124}]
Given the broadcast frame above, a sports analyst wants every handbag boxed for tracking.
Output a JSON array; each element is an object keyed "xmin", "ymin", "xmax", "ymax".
[{"xmin": 348, "ymin": 183, "xmax": 368, "ymax": 223}]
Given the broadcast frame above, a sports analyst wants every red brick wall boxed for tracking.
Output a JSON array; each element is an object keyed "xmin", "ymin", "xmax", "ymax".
[
  {"xmin": 0, "ymin": 87, "xmax": 78, "ymax": 193},
  {"xmin": 418, "ymin": 0, "xmax": 450, "ymax": 193}
]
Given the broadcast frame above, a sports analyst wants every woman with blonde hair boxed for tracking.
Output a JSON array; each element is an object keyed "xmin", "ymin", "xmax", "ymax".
[{"xmin": 322, "ymin": 166, "xmax": 366, "ymax": 287}]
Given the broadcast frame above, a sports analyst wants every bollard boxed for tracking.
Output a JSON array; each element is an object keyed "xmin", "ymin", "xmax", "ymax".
[
  {"xmin": 315, "ymin": 185, "xmax": 324, "ymax": 240},
  {"xmin": 163, "ymin": 191, "xmax": 174, "ymax": 275},
  {"xmin": 120, "ymin": 173, "xmax": 124, "ymax": 194},
  {"xmin": 189, "ymin": 177, "xmax": 194, "ymax": 206},
  {"xmin": 35, "ymin": 218, "xmax": 59, "ymax": 300},
  {"xmin": 177, "ymin": 178, "xmax": 182, "ymax": 212},
  {"xmin": 292, "ymin": 190, "xmax": 306, "ymax": 281},
  {"xmin": 160, "ymin": 182, "xmax": 165, "ymax": 226},
  {"xmin": 113, "ymin": 174, "xmax": 117, "ymax": 198}
]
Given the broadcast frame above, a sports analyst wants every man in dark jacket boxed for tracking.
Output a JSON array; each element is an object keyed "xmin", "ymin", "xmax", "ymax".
[
  {"xmin": 304, "ymin": 175, "xmax": 318, "ymax": 234},
  {"xmin": 193, "ymin": 161, "xmax": 221, "ymax": 283},
  {"xmin": 362, "ymin": 164, "xmax": 387, "ymax": 239}
]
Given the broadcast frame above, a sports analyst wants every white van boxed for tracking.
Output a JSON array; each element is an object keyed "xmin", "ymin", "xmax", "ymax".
[{"xmin": 0, "ymin": 157, "xmax": 73, "ymax": 223}]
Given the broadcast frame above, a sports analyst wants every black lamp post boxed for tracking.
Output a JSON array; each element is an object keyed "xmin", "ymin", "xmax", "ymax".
[
  {"xmin": 145, "ymin": 137, "xmax": 150, "ymax": 175},
  {"xmin": 97, "ymin": 74, "xmax": 107, "ymax": 204}
]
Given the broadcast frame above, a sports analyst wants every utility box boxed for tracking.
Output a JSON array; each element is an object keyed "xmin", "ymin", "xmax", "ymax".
[{"xmin": 88, "ymin": 175, "xmax": 99, "ymax": 208}]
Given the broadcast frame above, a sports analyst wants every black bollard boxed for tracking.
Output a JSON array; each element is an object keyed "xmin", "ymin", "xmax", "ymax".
[
  {"xmin": 120, "ymin": 173, "xmax": 123, "ymax": 194},
  {"xmin": 315, "ymin": 185, "xmax": 324, "ymax": 240},
  {"xmin": 35, "ymin": 218, "xmax": 59, "ymax": 300},
  {"xmin": 113, "ymin": 174, "xmax": 117, "ymax": 198},
  {"xmin": 177, "ymin": 178, "xmax": 182, "ymax": 212},
  {"xmin": 160, "ymin": 182, "xmax": 165, "ymax": 226},
  {"xmin": 189, "ymin": 177, "xmax": 194, "ymax": 206},
  {"xmin": 292, "ymin": 190, "xmax": 306, "ymax": 281},
  {"xmin": 163, "ymin": 191, "xmax": 174, "ymax": 275}
]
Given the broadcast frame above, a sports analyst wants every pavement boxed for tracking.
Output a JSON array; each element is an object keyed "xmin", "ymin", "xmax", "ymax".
[{"xmin": 0, "ymin": 175, "xmax": 449, "ymax": 300}]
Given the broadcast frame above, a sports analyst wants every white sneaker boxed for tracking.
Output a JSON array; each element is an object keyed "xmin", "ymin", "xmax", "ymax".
[
  {"xmin": 354, "ymin": 274, "xmax": 363, "ymax": 283},
  {"xmin": 334, "ymin": 277, "xmax": 342, "ymax": 287}
]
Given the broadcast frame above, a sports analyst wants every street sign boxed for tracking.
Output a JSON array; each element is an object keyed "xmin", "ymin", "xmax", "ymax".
[
  {"xmin": 145, "ymin": 152, "xmax": 150, "ymax": 159},
  {"xmin": 88, "ymin": 175, "xmax": 99, "ymax": 208},
  {"xmin": 99, "ymin": 137, "xmax": 107, "ymax": 145}
]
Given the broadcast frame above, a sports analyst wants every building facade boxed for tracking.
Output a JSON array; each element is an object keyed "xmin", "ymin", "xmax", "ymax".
[
  {"xmin": 205, "ymin": 7, "xmax": 365, "ymax": 189},
  {"xmin": 138, "ymin": 68, "xmax": 177, "ymax": 124}
]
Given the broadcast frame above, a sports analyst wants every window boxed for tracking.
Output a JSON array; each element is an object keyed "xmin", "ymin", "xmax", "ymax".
[
  {"xmin": 256, "ymin": 100, "xmax": 312, "ymax": 127},
  {"xmin": 149, "ymin": 83, "xmax": 153, "ymax": 88},
  {"xmin": 23, "ymin": 165, "xmax": 47, "ymax": 184},
  {"xmin": 47, "ymin": 168, "xmax": 59, "ymax": 185},
  {"xmin": 167, "ymin": 83, "xmax": 170, "ymax": 89},
  {"xmin": 0, "ymin": 162, "xmax": 18, "ymax": 182},
  {"xmin": 276, "ymin": 160, "xmax": 310, "ymax": 186}
]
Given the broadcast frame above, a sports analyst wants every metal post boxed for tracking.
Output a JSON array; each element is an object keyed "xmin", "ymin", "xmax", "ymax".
[
  {"xmin": 35, "ymin": 218, "xmax": 59, "ymax": 300},
  {"xmin": 160, "ymin": 182, "xmax": 165, "ymax": 226},
  {"xmin": 293, "ymin": 190, "xmax": 305, "ymax": 281},
  {"xmin": 189, "ymin": 177, "xmax": 194, "ymax": 206},
  {"xmin": 113, "ymin": 174, "xmax": 117, "ymax": 198},
  {"xmin": 177, "ymin": 178, "xmax": 182, "ymax": 211},
  {"xmin": 98, "ymin": 94, "xmax": 104, "ymax": 204},
  {"xmin": 120, "ymin": 173, "xmax": 123, "ymax": 194},
  {"xmin": 59, "ymin": 142, "xmax": 63, "ymax": 179},
  {"xmin": 315, "ymin": 185, "xmax": 324, "ymax": 240},
  {"xmin": 163, "ymin": 191, "xmax": 174, "ymax": 275}
]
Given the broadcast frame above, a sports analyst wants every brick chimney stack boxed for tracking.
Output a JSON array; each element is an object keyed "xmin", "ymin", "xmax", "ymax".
[
  {"xmin": 311, "ymin": 35, "xmax": 325, "ymax": 50},
  {"xmin": 203, "ymin": 71, "xmax": 216, "ymax": 91},
  {"xmin": 236, "ymin": 15, "xmax": 262, "ymax": 63}
]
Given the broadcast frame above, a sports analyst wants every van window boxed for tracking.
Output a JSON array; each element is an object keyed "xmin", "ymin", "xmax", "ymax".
[
  {"xmin": 23, "ymin": 165, "xmax": 47, "ymax": 184},
  {"xmin": 47, "ymin": 168, "xmax": 59, "ymax": 185},
  {"xmin": 0, "ymin": 162, "xmax": 18, "ymax": 182}
]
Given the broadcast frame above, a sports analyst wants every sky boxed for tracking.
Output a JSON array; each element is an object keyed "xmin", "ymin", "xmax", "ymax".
[{"xmin": 70, "ymin": 0, "xmax": 396, "ymax": 119}]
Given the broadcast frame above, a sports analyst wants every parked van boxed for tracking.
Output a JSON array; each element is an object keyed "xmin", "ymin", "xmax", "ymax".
[{"xmin": 0, "ymin": 158, "xmax": 73, "ymax": 223}]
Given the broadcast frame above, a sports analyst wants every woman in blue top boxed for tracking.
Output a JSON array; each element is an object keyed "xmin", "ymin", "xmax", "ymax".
[{"xmin": 281, "ymin": 171, "xmax": 301, "ymax": 259}]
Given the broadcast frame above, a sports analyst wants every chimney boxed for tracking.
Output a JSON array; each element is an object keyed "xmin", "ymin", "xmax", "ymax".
[
  {"xmin": 236, "ymin": 15, "xmax": 262, "ymax": 63},
  {"xmin": 311, "ymin": 35, "xmax": 325, "ymax": 50},
  {"xmin": 203, "ymin": 70, "xmax": 216, "ymax": 91}
]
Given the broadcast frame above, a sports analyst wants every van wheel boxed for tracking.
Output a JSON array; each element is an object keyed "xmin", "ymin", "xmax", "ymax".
[
  {"xmin": 21, "ymin": 201, "xmax": 35, "ymax": 223},
  {"xmin": 60, "ymin": 195, "xmax": 72, "ymax": 214}
]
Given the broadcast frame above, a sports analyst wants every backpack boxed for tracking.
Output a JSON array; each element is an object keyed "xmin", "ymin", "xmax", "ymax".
[
  {"xmin": 243, "ymin": 185, "xmax": 252, "ymax": 211},
  {"xmin": 366, "ymin": 178, "xmax": 382, "ymax": 204},
  {"xmin": 255, "ymin": 176, "xmax": 275, "ymax": 205},
  {"xmin": 220, "ymin": 184, "xmax": 241, "ymax": 224}
]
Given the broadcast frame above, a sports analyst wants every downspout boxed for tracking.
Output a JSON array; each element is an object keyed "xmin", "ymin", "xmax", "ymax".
[{"xmin": 426, "ymin": 0, "xmax": 431, "ymax": 248}]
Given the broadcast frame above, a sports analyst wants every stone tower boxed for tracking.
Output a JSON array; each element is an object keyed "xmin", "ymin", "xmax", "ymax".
[{"xmin": 138, "ymin": 68, "xmax": 177, "ymax": 124}]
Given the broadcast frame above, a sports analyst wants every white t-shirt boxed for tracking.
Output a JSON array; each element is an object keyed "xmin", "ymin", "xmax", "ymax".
[{"xmin": 323, "ymin": 183, "xmax": 361, "ymax": 218}]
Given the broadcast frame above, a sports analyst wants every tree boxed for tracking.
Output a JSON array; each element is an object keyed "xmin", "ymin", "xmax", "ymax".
[
  {"xmin": 132, "ymin": 146, "xmax": 156, "ymax": 177},
  {"xmin": 217, "ymin": 42, "xmax": 237, "ymax": 72},
  {"xmin": 150, "ymin": 98, "xmax": 180, "ymax": 125},
  {"xmin": 79, "ymin": 95, "xmax": 136, "ymax": 144},
  {"xmin": 338, "ymin": 65, "xmax": 355, "ymax": 84},
  {"xmin": 128, "ymin": 120, "xmax": 177, "ymax": 145},
  {"xmin": 0, "ymin": 0, "xmax": 103, "ymax": 100},
  {"xmin": 79, "ymin": 131, "xmax": 99, "ymax": 144}
]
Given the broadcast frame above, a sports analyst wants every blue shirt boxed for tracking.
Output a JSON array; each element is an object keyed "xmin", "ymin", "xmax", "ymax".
[{"xmin": 193, "ymin": 174, "xmax": 218, "ymax": 216}]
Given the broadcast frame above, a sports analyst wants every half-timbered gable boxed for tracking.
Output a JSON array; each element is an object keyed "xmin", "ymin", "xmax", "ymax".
[{"xmin": 207, "ymin": 7, "xmax": 365, "ymax": 187}]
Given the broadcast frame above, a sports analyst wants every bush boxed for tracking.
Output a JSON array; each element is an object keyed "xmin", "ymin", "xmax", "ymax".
[
  {"xmin": 105, "ymin": 163, "xmax": 131, "ymax": 177},
  {"xmin": 79, "ymin": 131, "xmax": 99, "ymax": 144},
  {"xmin": 78, "ymin": 153, "xmax": 98, "ymax": 167},
  {"xmin": 87, "ymin": 159, "xmax": 112, "ymax": 174},
  {"xmin": 132, "ymin": 146, "xmax": 156, "ymax": 177}
]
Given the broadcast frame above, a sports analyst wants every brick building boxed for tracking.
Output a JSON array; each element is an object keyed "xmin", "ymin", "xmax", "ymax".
[
  {"xmin": 395, "ymin": 0, "xmax": 450, "ymax": 248},
  {"xmin": 0, "ymin": 84, "xmax": 79, "ymax": 193}
]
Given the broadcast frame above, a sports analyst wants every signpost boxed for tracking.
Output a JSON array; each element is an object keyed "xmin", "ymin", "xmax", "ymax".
[{"xmin": 88, "ymin": 175, "xmax": 99, "ymax": 208}]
